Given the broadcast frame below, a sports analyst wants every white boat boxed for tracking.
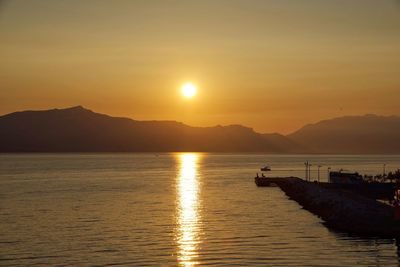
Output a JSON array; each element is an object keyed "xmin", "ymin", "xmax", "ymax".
[{"xmin": 260, "ymin": 166, "xmax": 271, "ymax": 171}]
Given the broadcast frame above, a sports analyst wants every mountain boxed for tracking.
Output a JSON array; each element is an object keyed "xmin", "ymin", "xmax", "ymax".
[
  {"xmin": 288, "ymin": 114, "xmax": 400, "ymax": 154},
  {"xmin": 262, "ymin": 133, "xmax": 307, "ymax": 153},
  {"xmin": 0, "ymin": 106, "xmax": 300, "ymax": 153},
  {"xmin": 1, "ymin": 107, "xmax": 399, "ymax": 153}
]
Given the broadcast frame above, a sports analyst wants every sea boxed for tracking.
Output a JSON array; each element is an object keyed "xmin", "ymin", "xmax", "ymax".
[{"xmin": 1, "ymin": 153, "xmax": 400, "ymax": 266}]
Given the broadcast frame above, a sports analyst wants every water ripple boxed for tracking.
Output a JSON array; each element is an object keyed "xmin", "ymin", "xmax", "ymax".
[{"xmin": 1, "ymin": 153, "xmax": 399, "ymax": 266}]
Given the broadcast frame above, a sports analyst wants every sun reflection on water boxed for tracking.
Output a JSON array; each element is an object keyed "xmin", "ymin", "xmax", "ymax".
[{"xmin": 176, "ymin": 153, "xmax": 202, "ymax": 266}]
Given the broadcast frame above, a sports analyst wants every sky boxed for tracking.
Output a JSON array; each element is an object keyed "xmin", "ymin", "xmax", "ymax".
[{"xmin": 1, "ymin": 0, "xmax": 400, "ymax": 134}]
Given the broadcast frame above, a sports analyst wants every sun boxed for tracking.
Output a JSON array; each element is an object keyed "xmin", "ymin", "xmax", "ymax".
[{"xmin": 181, "ymin": 83, "xmax": 197, "ymax": 98}]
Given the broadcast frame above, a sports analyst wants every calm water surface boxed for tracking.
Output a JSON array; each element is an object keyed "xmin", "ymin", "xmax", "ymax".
[{"xmin": 1, "ymin": 154, "xmax": 400, "ymax": 266}]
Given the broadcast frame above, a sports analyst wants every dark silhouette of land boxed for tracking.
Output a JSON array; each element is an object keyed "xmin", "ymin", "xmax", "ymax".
[
  {"xmin": 255, "ymin": 177, "xmax": 400, "ymax": 237},
  {"xmin": 0, "ymin": 106, "xmax": 399, "ymax": 153},
  {"xmin": 289, "ymin": 114, "xmax": 400, "ymax": 154}
]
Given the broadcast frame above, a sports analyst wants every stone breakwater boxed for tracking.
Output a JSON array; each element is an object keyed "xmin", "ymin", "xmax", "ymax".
[{"xmin": 257, "ymin": 177, "xmax": 400, "ymax": 237}]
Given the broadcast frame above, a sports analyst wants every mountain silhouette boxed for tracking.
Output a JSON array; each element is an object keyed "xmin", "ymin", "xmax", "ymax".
[
  {"xmin": 0, "ymin": 107, "xmax": 399, "ymax": 153},
  {"xmin": 288, "ymin": 114, "xmax": 400, "ymax": 154},
  {"xmin": 0, "ymin": 106, "xmax": 303, "ymax": 153}
]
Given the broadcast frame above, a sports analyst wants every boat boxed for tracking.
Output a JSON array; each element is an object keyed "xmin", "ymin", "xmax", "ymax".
[
  {"xmin": 260, "ymin": 165, "xmax": 271, "ymax": 171},
  {"xmin": 329, "ymin": 170, "xmax": 363, "ymax": 184},
  {"xmin": 324, "ymin": 170, "xmax": 397, "ymax": 200}
]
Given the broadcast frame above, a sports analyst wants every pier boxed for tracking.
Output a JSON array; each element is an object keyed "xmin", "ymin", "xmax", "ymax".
[{"xmin": 255, "ymin": 177, "xmax": 400, "ymax": 237}]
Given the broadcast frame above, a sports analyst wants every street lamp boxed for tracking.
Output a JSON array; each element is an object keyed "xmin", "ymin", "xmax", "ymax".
[
  {"xmin": 383, "ymin": 163, "xmax": 386, "ymax": 177},
  {"xmin": 317, "ymin": 165, "xmax": 322, "ymax": 182},
  {"xmin": 327, "ymin": 167, "xmax": 331, "ymax": 183},
  {"xmin": 304, "ymin": 161, "xmax": 309, "ymax": 181}
]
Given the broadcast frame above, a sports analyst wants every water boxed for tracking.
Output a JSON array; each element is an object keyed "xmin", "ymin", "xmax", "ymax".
[{"xmin": 1, "ymin": 153, "xmax": 400, "ymax": 266}]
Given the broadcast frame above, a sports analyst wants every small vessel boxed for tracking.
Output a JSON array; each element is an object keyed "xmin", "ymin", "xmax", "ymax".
[
  {"xmin": 329, "ymin": 170, "xmax": 363, "ymax": 184},
  {"xmin": 260, "ymin": 165, "xmax": 271, "ymax": 171}
]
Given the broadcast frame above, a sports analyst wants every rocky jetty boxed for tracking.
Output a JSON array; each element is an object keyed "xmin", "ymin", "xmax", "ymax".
[{"xmin": 257, "ymin": 177, "xmax": 400, "ymax": 237}]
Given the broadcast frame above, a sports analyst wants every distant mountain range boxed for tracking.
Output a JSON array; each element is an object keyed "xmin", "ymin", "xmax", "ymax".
[
  {"xmin": 0, "ymin": 106, "xmax": 399, "ymax": 153},
  {"xmin": 288, "ymin": 114, "xmax": 400, "ymax": 154}
]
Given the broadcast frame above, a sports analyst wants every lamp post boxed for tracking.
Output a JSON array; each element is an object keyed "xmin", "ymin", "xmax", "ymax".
[
  {"xmin": 304, "ymin": 161, "xmax": 309, "ymax": 181},
  {"xmin": 317, "ymin": 165, "xmax": 322, "ymax": 182},
  {"xmin": 383, "ymin": 163, "xmax": 386, "ymax": 177},
  {"xmin": 327, "ymin": 167, "xmax": 331, "ymax": 183}
]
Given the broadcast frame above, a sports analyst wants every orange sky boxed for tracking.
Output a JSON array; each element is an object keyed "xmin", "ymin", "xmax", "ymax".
[{"xmin": 1, "ymin": 0, "xmax": 400, "ymax": 134}]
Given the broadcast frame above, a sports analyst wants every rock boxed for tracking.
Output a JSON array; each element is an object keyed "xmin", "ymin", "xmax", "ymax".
[{"xmin": 277, "ymin": 178, "xmax": 400, "ymax": 237}]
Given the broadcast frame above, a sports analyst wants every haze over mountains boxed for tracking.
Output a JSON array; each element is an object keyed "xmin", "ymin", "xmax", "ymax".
[{"xmin": 0, "ymin": 106, "xmax": 399, "ymax": 153}]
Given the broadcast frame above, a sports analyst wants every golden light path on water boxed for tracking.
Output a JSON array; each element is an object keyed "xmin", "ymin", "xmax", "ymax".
[{"xmin": 176, "ymin": 153, "xmax": 202, "ymax": 266}]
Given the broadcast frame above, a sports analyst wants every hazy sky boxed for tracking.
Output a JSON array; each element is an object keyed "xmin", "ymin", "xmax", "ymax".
[{"xmin": 1, "ymin": 0, "xmax": 400, "ymax": 133}]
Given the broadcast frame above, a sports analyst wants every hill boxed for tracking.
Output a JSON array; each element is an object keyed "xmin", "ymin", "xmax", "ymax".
[
  {"xmin": 0, "ymin": 106, "xmax": 300, "ymax": 153},
  {"xmin": 1, "ymin": 107, "xmax": 399, "ymax": 153},
  {"xmin": 288, "ymin": 114, "xmax": 400, "ymax": 154}
]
